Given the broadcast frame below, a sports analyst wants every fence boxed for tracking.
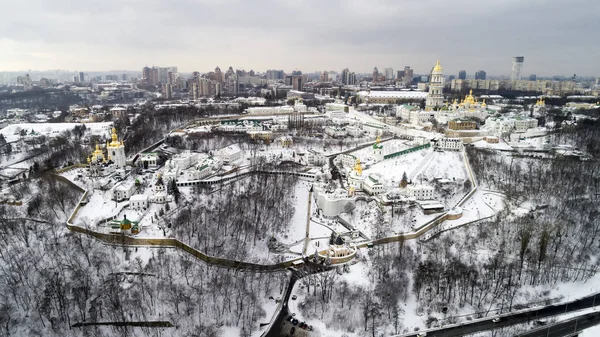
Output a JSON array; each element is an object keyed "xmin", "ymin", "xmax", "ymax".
[
  {"xmin": 66, "ymin": 222, "xmax": 303, "ymax": 271},
  {"xmin": 176, "ymin": 169, "xmax": 316, "ymax": 187},
  {"xmin": 383, "ymin": 143, "xmax": 431, "ymax": 160},
  {"xmin": 54, "ymin": 163, "xmax": 88, "ymax": 174}
]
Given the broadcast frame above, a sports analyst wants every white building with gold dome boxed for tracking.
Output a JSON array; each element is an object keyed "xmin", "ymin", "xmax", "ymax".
[
  {"xmin": 105, "ymin": 127, "xmax": 126, "ymax": 168},
  {"xmin": 532, "ymin": 97, "xmax": 547, "ymax": 116},
  {"xmin": 86, "ymin": 127, "xmax": 127, "ymax": 177},
  {"xmin": 347, "ymin": 159, "xmax": 365, "ymax": 191},
  {"xmin": 434, "ymin": 90, "xmax": 493, "ymax": 124},
  {"xmin": 426, "ymin": 60, "xmax": 445, "ymax": 109}
]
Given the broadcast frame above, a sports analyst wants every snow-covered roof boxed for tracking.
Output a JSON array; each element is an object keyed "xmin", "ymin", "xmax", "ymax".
[
  {"xmin": 130, "ymin": 194, "xmax": 148, "ymax": 202},
  {"xmin": 217, "ymin": 144, "xmax": 241, "ymax": 156},
  {"xmin": 409, "ymin": 184, "xmax": 434, "ymax": 191}
]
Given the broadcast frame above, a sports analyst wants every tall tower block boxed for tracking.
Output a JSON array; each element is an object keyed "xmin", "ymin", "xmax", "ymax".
[{"xmin": 511, "ymin": 56, "xmax": 524, "ymax": 81}]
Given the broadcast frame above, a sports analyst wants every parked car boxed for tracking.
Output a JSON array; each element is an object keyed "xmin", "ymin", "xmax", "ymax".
[
  {"xmin": 291, "ymin": 319, "xmax": 299, "ymax": 326},
  {"xmin": 292, "ymin": 295, "xmax": 297, "ymax": 300},
  {"xmin": 290, "ymin": 327, "xmax": 295, "ymax": 335},
  {"xmin": 492, "ymin": 318, "xmax": 501, "ymax": 323}
]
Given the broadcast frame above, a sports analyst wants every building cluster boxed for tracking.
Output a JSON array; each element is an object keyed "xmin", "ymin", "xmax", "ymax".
[{"xmin": 314, "ymin": 136, "xmax": 458, "ymax": 218}]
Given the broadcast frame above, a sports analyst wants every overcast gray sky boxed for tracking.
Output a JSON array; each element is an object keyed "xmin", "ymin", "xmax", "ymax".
[{"xmin": 1, "ymin": 0, "xmax": 599, "ymax": 77}]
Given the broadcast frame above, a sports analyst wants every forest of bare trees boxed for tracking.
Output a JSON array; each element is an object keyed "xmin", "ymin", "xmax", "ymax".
[
  {"xmin": 171, "ymin": 174, "xmax": 300, "ymax": 263},
  {"xmin": 298, "ymin": 240, "xmax": 417, "ymax": 336},
  {"xmin": 407, "ymin": 143, "xmax": 600, "ymax": 324},
  {"xmin": 0, "ymin": 177, "xmax": 288, "ymax": 337}
]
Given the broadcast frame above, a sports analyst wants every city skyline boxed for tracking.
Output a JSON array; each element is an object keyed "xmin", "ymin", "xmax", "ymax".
[{"xmin": 1, "ymin": 0, "xmax": 599, "ymax": 76}]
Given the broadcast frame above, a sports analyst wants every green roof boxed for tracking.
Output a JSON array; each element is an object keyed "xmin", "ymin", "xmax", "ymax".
[{"xmin": 121, "ymin": 216, "xmax": 131, "ymax": 225}]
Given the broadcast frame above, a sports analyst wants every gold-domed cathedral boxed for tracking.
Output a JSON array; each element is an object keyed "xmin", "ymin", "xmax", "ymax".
[{"xmin": 106, "ymin": 127, "xmax": 126, "ymax": 168}]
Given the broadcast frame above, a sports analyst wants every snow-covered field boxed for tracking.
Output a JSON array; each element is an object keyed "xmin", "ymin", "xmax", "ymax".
[
  {"xmin": 0, "ymin": 122, "xmax": 113, "ymax": 142},
  {"xmin": 419, "ymin": 151, "xmax": 468, "ymax": 182},
  {"xmin": 363, "ymin": 148, "xmax": 432, "ymax": 187}
]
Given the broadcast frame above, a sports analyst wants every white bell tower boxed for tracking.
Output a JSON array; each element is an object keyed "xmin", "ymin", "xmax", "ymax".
[
  {"xmin": 426, "ymin": 60, "xmax": 444, "ymax": 110},
  {"xmin": 106, "ymin": 127, "xmax": 127, "ymax": 168}
]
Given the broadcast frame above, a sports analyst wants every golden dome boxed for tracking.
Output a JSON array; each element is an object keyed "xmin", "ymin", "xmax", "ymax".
[
  {"xmin": 93, "ymin": 144, "xmax": 103, "ymax": 156},
  {"xmin": 354, "ymin": 159, "xmax": 363, "ymax": 176},
  {"xmin": 108, "ymin": 127, "xmax": 122, "ymax": 148},
  {"xmin": 464, "ymin": 89, "xmax": 476, "ymax": 105},
  {"xmin": 90, "ymin": 143, "xmax": 106, "ymax": 163},
  {"xmin": 433, "ymin": 60, "xmax": 442, "ymax": 72},
  {"xmin": 482, "ymin": 99, "xmax": 487, "ymax": 107}
]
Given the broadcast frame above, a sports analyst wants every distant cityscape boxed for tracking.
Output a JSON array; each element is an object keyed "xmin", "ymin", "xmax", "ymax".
[{"xmin": 1, "ymin": 56, "xmax": 599, "ymax": 101}]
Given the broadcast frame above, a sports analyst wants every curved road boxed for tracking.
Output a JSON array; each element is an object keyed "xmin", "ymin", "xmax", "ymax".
[{"xmin": 397, "ymin": 292, "xmax": 600, "ymax": 337}]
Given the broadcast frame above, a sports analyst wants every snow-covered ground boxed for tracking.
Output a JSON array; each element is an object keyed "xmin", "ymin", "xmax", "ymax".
[
  {"xmin": 363, "ymin": 148, "xmax": 433, "ymax": 187},
  {"xmin": 472, "ymin": 139, "xmax": 514, "ymax": 151},
  {"xmin": 581, "ymin": 324, "xmax": 600, "ymax": 336},
  {"xmin": 279, "ymin": 181, "xmax": 311, "ymax": 243},
  {"xmin": 418, "ymin": 151, "xmax": 468, "ymax": 182},
  {"xmin": 288, "ymin": 260, "xmax": 373, "ymax": 337},
  {"xmin": 0, "ymin": 122, "xmax": 113, "ymax": 142}
]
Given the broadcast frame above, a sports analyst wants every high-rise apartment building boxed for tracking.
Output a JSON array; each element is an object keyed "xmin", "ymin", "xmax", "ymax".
[
  {"xmin": 511, "ymin": 56, "xmax": 524, "ymax": 81},
  {"xmin": 372, "ymin": 67, "xmax": 379, "ymax": 82},
  {"xmin": 349, "ymin": 72, "xmax": 357, "ymax": 85},
  {"xmin": 162, "ymin": 83, "xmax": 173, "ymax": 99},
  {"xmin": 214, "ymin": 66, "xmax": 223, "ymax": 83},
  {"xmin": 223, "ymin": 73, "xmax": 238, "ymax": 96},
  {"xmin": 292, "ymin": 76, "xmax": 303, "ymax": 91},
  {"xmin": 79, "ymin": 72, "xmax": 85, "ymax": 82},
  {"xmin": 403, "ymin": 66, "xmax": 413, "ymax": 86},
  {"xmin": 320, "ymin": 71, "xmax": 329, "ymax": 82},
  {"xmin": 142, "ymin": 66, "xmax": 159, "ymax": 85},
  {"xmin": 458, "ymin": 70, "xmax": 467, "ymax": 80},
  {"xmin": 384, "ymin": 68, "xmax": 394, "ymax": 80},
  {"xmin": 158, "ymin": 67, "xmax": 170, "ymax": 84},
  {"xmin": 266, "ymin": 69, "xmax": 285, "ymax": 80},
  {"xmin": 341, "ymin": 68, "xmax": 350, "ymax": 85},
  {"xmin": 475, "ymin": 70, "xmax": 486, "ymax": 80}
]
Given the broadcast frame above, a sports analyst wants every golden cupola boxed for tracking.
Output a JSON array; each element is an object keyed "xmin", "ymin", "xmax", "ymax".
[
  {"xmin": 108, "ymin": 127, "xmax": 123, "ymax": 148},
  {"xmin": 433, "ymin": 60, "xmax": 442, "ymax": 73},
  {"xmin": 464, "ymin": 89, "xmax": 476, "ymax": 105},
  {"xmin": 354, "ymin": 159, "xmax": 363, "ymax": 176},
  {"xmin": 90, "ymin": 143, "xmax": 106, "ymax": 163}
]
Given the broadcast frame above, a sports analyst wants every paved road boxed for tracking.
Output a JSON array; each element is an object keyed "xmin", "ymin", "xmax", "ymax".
[
  {"xmin": 265, "ymin": 263, "xmax": 335, "ymax": 337},
  {"xmin": 518, "ymin": 311, "xmax": 600, "ymax": 337},
  {"xmin": 398, "ymin": 292, "xmax": 600, "ymax": 337},
  {"xmin": 265, "ymin": 273, "xmax": 298, "ymax": 337}
]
